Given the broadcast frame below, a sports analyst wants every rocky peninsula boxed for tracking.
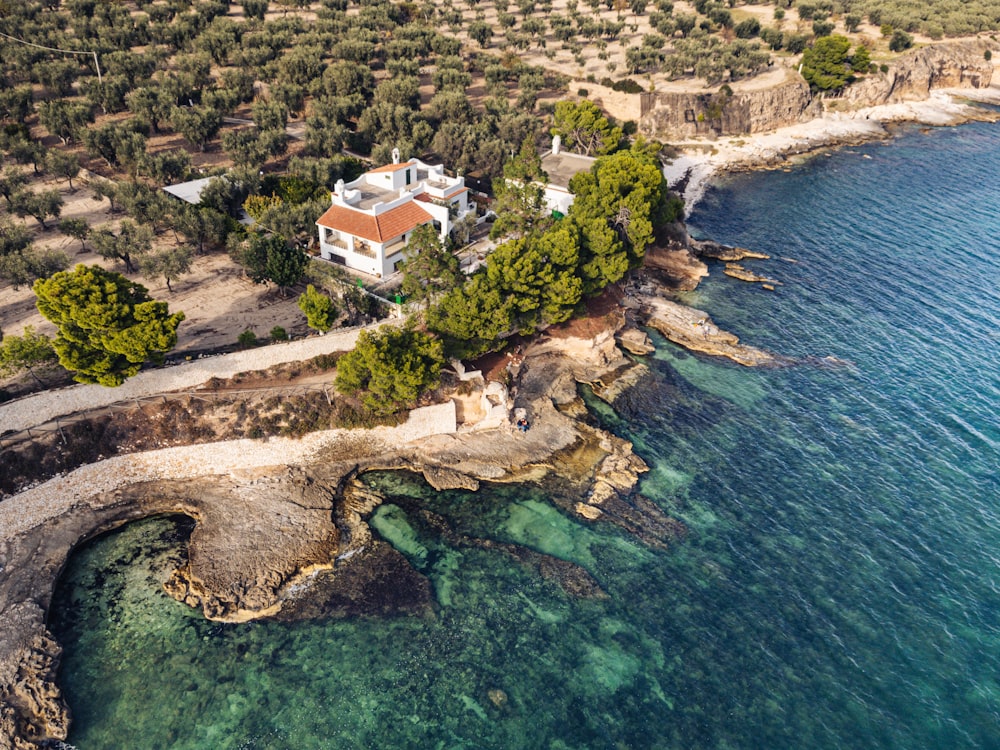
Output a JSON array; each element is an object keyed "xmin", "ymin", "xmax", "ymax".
[
  {"xmin": 0, "ymin": 306, "xmax": 693, "ymax": 749},
  {"xmin": 4, "ymin": 42, "xmax": 998, "ymax": 745}
]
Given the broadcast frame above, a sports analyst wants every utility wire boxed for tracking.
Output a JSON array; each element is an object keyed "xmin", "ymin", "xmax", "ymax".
[{"xmin": 0, "ymin": 30, "xmax": 102, "ymax": 81}]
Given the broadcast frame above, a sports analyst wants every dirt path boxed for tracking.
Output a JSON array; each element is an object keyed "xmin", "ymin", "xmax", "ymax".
[{"xmin": 0, "ymin": 319, "xmax": 400, "ymax": 435}]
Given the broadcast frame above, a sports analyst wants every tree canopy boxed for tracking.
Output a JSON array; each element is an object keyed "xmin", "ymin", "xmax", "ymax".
[
  {"xmin": 0, "ymin": 326, "xmax": 57, "ymax": 386},
  {"xmin": 400, "ymin": 224, "xmax": 463, "ymax": 307},
  {"xmin": 298, "ymin": 284, "xmax": 338, "ymax": 332},
  {"xmin": 551, "ymin": 100, "xmax": 623, "ymax": 157},
  {"xmin": 231, "ymin": 232, "xmax": 308, "ymax": 294},
  {"xmin": 33, "ymin": 264, "xmax": 185, "ymax": 386},
  {"xmin": 429, "ymin": 139, "xmax": 678, "ymax": 357},
  {"xmin": 800, "ymin": 35, "xmax": 854, "ymax": 92},
  {"xmin": 335, "ymin": 324, "xmax": 445, "ymax": 414}
]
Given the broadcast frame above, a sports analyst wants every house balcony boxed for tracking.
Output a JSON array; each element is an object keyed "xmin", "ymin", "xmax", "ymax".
[
  {"xmin": 353, "ymin": 242, "xmax": 376, "ymax": 259},
  {"xmin": 383, "ymin": 239, "xmax": 407, "ymax": 257}
]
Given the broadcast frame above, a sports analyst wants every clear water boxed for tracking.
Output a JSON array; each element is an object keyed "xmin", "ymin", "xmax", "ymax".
[{"xmin": 51, "ymin": 121, "xmax": 1000, "ymax": 749}]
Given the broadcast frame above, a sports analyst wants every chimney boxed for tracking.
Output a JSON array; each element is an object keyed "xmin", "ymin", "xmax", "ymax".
[
  {"xmin": 552, "ymin": 135, "xmax": 561, "ymax": 155},
  {"xmin": 333, "ymin": 179, "xmax": 344, "ymax": 203},
  {"xmin": 392, "ymin": 147, "xmax": 400, "ymax": 164}
]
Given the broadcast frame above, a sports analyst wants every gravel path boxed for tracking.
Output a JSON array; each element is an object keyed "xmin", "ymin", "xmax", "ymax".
[
  {"xmin": 0, "ymin": 401, "xmax": 456, "ymax": 540},
  {"xmin": 0, "ymin": 321, "xmax": 399, "ymax": 435}
]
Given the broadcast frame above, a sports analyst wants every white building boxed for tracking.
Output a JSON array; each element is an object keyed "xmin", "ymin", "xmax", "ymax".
[
  {"xmin": 315, "ymin": 150, "xmax": 472, "ymax": 278},
  {"xmin": 538, "ymin": 135, "xmax": 596, "ymax": 217}
]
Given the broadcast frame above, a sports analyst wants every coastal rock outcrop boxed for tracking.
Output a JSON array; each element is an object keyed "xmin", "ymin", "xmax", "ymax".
[
  {"xmin": 640, "ymin": 69, "xmax": 815, "ymax": 140},
  {"xmin": 640, "ymin": 39, "xmax": 998, "ymax": 140},
  {"xmin": 841, "ymin": 38, "xmax": 997, "ymax": 106},
  {"xmin": 0, "ymin": 317, "xmax": 691, "ymax": 749},
  {"xmin": 640, "ymin": 295, "xmax": 779, "ymax": 367},
  {"xmin": 691, "ymin": 239, "xmax": 770, "ymax": 263},
  {"xmin": 642, "ymin": 244, "xmax": 709, "ymax": 291}
]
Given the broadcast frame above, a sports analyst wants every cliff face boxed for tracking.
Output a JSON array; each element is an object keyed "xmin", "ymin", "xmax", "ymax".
[
  {"xmin": 842, "ymin": 38, "xmax": 997, "ymax": 105},
  {"xmin": 640, "ymin": 39, "xmax": 999, "ymax": 140},
  {"xmin": 639, "ymin": 73, "xmax": 814, "ymax": 140}
]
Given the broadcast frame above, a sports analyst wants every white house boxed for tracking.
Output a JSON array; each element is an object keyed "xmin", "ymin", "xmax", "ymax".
[
  {"xmin": 538, "ymin": 135, "xmax": 596, "ymax": 217},
  {"xmin": 315, "ymin": 150, "xmax": 472, "ymax": 278}
]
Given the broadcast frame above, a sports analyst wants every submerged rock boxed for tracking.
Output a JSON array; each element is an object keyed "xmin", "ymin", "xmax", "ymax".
[
  {"xmin": 616, "ymin": 328, "xmax": 655, "ymax": 356},
  {"xmin": 640, "ymin": 295, "xmax": 780, "ymax": 367},
  {"xmin": 723, "ymin": 263, "xmax": 781, "ymax": 285}
]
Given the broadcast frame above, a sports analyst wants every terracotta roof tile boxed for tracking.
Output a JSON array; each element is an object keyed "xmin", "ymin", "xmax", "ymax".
[
  {"xmin": 316, "ymin": 201, "xmax": 433, "ymax": 243},
  {"xmin": 368, "ymin": 161, "xmax": 414, "ymax": 174}
]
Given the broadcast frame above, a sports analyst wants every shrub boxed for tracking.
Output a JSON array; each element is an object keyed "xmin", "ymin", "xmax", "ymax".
[
  {"xmin": 270, "ymin": 326, "xmax": 289, "ymax": 341},
  {"xmin": 889, "ymin": 29, "xmax": 913, "ymax": 52},
  {"xmin": 813, "ymin": 20, "xmax": 834, "ymax": 37},
  {"xmin": 238, "ymin": 329, "xmax": 257, "ymax": 348},
  {"xmin": 734, "ymin": 18, "xmax": 760, "ymax": 39}
]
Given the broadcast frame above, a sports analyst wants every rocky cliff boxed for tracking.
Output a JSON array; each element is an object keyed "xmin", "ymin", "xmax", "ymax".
[
  {"xmin": 841, "ymin": 38, "xmax": 997, "ymax": 105},
  {"xmin": 640, "ymin": 71, "xmax": 814, "ymax": 140},
  {"xmin": 640, "ymin": 39, "xmax": 999, "ymax": 140}
]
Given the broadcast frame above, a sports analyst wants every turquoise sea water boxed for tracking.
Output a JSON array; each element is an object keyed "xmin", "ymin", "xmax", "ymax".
[{"xmin": 51, "ymin": 121, "xmax": 1000, "ymax": 749}]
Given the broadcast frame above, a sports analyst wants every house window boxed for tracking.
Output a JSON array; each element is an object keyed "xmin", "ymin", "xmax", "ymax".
[{"xmin": 405, "ymin": 168, "xmax": 411, "ymax": 185}]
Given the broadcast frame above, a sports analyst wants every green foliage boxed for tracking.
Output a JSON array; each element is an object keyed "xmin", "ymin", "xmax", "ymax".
[
  {"xmin": 551, "ymin": 100, "xmax": 623, "ymax": 156},
  {"xmin": 233, "ymin": 232, "xmax": 308, "ymax": 293},
  {"xmin": 173, "ymin": 204, "xmax": 229, "ymax": 253},
  {"xmin": 485, "ymin": 228, "xmax": 583, "ymax": 331},
  {"xmin": 91, "ymin": 219, "xmax": 154, "ymax": 274},
  {"xmin": 429, "ymin": 141, "xmax": 675, "ymax": 356},
  {"xmin": 812, "ymin": 19, "xmax": 835, "ymax": 37},
  {"xmin": 297, "ymin": 284, "xmax": 338, "ymax": 332},
  {"xmin": 33, "ymin": 265, "xmax": 185, "ymax": 386},
  {"xmin": 0, "ymin": 245, "xmax": 69, "ymax": 290},
  {"xmin": 36, "ymin": 100, "xmax": 93, "ymax": 145},
  {"xmin": 668, "ymin": 36, "xmax": 770, "ymax": 84},
  {"xmin": 142, "ymin": 149, "xmax": 192, "ymax": 186},
  {"xmin": 138, "ymin": 245, "xmax": 194, "ymax": 292},
  {"xmin": 735, "ymin": 18, "xmax": 761, "ymax": 39},
  {"xmin": 83, "ymin": 121, "xmax": 148, "ymax": 174},
  {"xmin": 490, "ymin": 137, "xmax": 552, "ymax": 240},
  {"xmin": 427, "ymin": 274, "xmax": 515, "ymax": 358},
  {"xmin": 567, "ymin": 142, "xmax": 668, "ymax": 291},
  {"xmin": 0, "ymin": 326, "xmax": 57, "ymax": 385},
  {"xmin": 784, "ymin": 33, "xmax": 810, "ymax": 54},
  {"xmin": 270, "ymin": 326, "xmax": 289, "ymax": 341},
  {"xmin": 889, "ymin": 29, "xmax": 914, "ymax": 52},
  {"xmin": 170, "ymin": 105, "xmax": 223, "ymax": 152},
  {"xmin": 59, "ymin": 218, "xmax": 91, "ymax": 251},
  {"xmin": 335, "ymin": 324, "xmax": 444, "ymax": 414},
  {"xmin": 46, "ymin": 150, "xmax": 81, "ymax": 190},
  {"xmin": 800, "ymin": 35, "xmax": 853, "ymax": 91},
  {"xmin": 0, "ymin": 169, "xmax": 28, "ymax": 208},
  {"xmin": 11, "ymin": 190, "xmax": 64, "ymax": 230},
  {"xmin": 852, "ymin": 45, "xmax": 872, "ymax": 73},
  {"xmin": 238, "ymin": 328, "xmax": 258, "ymax": 348},
  {"xmin": 400, "ymin": 224, "xmax": 463, "ymax": 307}
]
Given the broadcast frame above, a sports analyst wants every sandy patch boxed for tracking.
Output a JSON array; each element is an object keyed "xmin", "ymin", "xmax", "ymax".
[{"xmin": 0, "ymin": 169, "xmax": 313, "ymax": 356}]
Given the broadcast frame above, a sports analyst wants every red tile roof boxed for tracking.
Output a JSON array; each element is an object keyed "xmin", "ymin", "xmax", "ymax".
[
  {"xmin": 414, "ymin": 186, "xmax": 469, "ymax": 203},
  {"xmin": 368, "ymin": 161, "xmax": 415, "ymax": 174},
  {"xmin": 316, "ymin": 201, "xmax": 433, "ymax": 243}
]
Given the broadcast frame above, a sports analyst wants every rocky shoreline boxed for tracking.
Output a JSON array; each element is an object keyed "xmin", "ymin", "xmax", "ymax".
[
  {"xmin": 665, "ymin": 84, "xmax": 1000, "ymax": 213},
  {"xmin": 0, "ymin": 313, "xmax": 689, "ymax": 750},
  {"xmin": 8, "ymin": 71, "xmax": 995, "ymax": 747}
]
